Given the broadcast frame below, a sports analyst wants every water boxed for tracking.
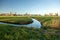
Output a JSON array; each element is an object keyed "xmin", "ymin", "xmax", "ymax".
[{"xmin": 0, "ymin": 18, "xmax": 41, "ymax": 28}]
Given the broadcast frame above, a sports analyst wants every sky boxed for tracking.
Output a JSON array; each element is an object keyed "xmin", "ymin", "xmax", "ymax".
[{"xmin": 0, "ymin": 0, "xmax": 60, "ymax": 15}]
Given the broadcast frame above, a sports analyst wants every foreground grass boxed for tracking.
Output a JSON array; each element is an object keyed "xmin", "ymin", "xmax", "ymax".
[
  {"xmin": 0, "ymin": 16, "xmax": 33, "ymax": 25},
  {"xmin": 0, "ymin": 24, "xmax": 60, "ymax": 40}
]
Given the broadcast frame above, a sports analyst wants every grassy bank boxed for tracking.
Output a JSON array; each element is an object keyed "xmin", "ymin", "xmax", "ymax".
[
  {"xmin": 0, "ymin": 16, "xmax": 33, "ymax": 25},
  {"xmin": 0, "ymin": 24, "xmax": 60, "ymax": 40},
  {"xmin": 32, "ymin": 16, "xmax": 60, "ymax": 28}
]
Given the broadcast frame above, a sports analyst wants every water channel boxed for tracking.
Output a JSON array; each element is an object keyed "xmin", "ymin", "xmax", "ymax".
[{"xmin": 0, "ymin": 18, "xmax": 42, "ymax": 28}]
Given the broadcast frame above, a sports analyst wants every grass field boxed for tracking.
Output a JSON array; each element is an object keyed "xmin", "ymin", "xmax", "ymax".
[
  {"xmin": 0, "ymin": 16, "xmax": 33, "ymax": 25},
  {"xmin": 0, "ymin": 16, "xmax": 60, "ymax": 40},
  {"xmin": 0, "ymin": 24, "xmax": 60, "ymax": 40}
]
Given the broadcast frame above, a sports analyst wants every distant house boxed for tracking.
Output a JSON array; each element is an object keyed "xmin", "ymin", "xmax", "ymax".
[
  {"xmin": 0, "ymin": 13, "xmax": 8, "ymax": 16},
  {"xmin": 0, "ymin": 12, "xmax": 17, "ymax": 16}
]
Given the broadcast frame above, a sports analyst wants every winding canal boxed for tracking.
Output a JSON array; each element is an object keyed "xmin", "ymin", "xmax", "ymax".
[{"xmin": 0, "ymin": 18, "xmax": 41, "ymax": 28}]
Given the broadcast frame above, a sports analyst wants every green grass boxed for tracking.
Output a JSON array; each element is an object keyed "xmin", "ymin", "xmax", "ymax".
[
  {"xmin": 0, "ymin": 16, "xmax": 33, "ymax": 25},
  {"xmin": 0, "ymin": 24, "xmax": 60, "ymax": 40}
]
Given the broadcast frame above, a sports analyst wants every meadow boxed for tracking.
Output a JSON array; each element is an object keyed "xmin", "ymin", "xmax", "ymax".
[
  {"xmin": 0, "ymin": 16, "xmax": 60, "ymax": 40},
  {"xmin": 0, "ymin": 16, "xmax": 33, "ymax": 25}
]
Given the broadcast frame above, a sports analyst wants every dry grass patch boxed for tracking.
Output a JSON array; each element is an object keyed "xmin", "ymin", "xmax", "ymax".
[{"xmin": 50, "ymin": 18, "xmax": 60, "ymax": 28}]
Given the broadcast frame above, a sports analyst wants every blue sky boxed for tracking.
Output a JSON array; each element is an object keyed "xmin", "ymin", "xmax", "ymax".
[{"xmin": 0, "ymin": 0, "xmax": 60, "ymax": 15}]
